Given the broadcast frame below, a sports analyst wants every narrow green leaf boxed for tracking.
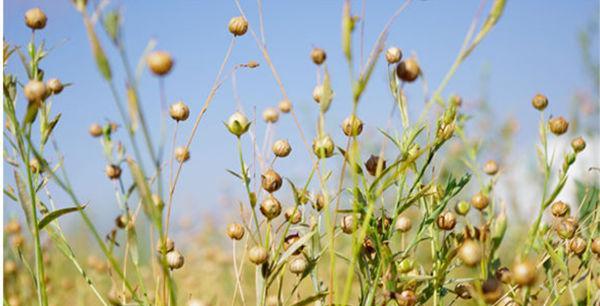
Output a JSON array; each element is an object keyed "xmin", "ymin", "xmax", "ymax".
[{"xmin": 38, "ymin": 204, "xmax": 87, "ymax": 230}]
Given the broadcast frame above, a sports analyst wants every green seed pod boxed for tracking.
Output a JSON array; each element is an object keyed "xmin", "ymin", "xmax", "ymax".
[{"xmin": 455, "ymin": 200, "xmax": 471, "ymax": 216}]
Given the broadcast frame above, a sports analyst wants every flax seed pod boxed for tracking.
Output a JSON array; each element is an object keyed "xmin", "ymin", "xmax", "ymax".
[
  {"xmin": 458, "ymin": 240, "xmax": 482, "ymax": 267},
  {"xmin": 312, "ymin": 85, "xmax": 333, "ymax": 104},
  {"xmin": 551, "ymin": 201, "xmax": 569, "ymax": 217},
  {"xmin": 395, "ymin": 216, "xmax": 412, "ymax": 233},
  {"xmin": 4, "ymin": 219, "xmax": 21, "ymax": 235},
  {"xmin": 226, "ymin": 223, "xmax": 245, "ymax": 240},
  {"xmin": 248, "ymin": 246, "xmax": 268, "ymax": 265},
  {"xmin": 495, "ymin": 267, "xmax": 512, "ymax": 284},
  {"xmin": 261, "ymin": 169, "xmax": 282, "ymax": 193},
  {"xmin": 341, "ymin": 215, "xmax": 355, "ymax": 234},
  {"xmin": 482, "ymin": 278, "xmax": 503, "ymax": 304},
  {"xmin": 313, "ymin": 193, "xmax": 325, "ymax": 211},
  {"xmin": 289, "ymin": 256, "xmax": 308, "ymax": 274},
  {"xmin": 437, "ymin": 211, "xmax": 457, "ymax": 231},
  {"xmin": 105, "ymin": 164, "xmax": 122, "ymax": 180},
  {"xmin": 226, "ymin": 112, "xmax": 251, "ymax": 137},
  {"xmin": 29, "ymin": 157, "xmax": 43, "ymax": 173},
  {"xmin": 24, "ymin": 80, "xmax": 47, "ymax": 102},
  {"xmin": 228, "ymin": 16, "xmax": 248, "ymax": 36},
  {"xmin": 284, "ymin": 207, "xmax": 301, "ymax": 224},
  {"xmin": 262, "ymin": 107, "xmax": 279, "ymax": 123},
  {"xmin": 169, "ymin": 101, "xmax": 190, "ymax": 121},
  {"xmin": 260, "ymin": 195, "xmax": 282, "ymax": 220},
  {"xmin": 46, "ymin": 78, "xmax": 64, "ymax": 94},
  {"xmin": 569, "ymin": 237, "xmax": 587, "ymax": 255},
  {"xmin": 455, "ymin": 200, "xmax": 470, "ymax": 216},
  {"xmin": 385, "ymin": 47, "xmax": 402, "ymax": 64},
  {"xmin": 396, "ymin": 59, "xmax": 420, "ymax": 82},
  {"xmin": 454, "ymin": 283, "xmax": 473, "ymax": 299},
  {"xmin": 548, "ymin": 116, "xmax": 569, "ymax": 135},
  {"xmin": 365, "ymin": 155, "xmax": 386, "ymax": 176},
  {"xmin": 531, "ymin": 93, "xmax": 548, "ymax": 111},
  {"xmin": 471, "ymin": 192, "xmax": 489, "ymax": 210},
  {"xmin": 591, "ymin": 238, "xmax": 600, "ymax": 256},
  {"xmin": 341, "ymin": 114, "xmax": 363, "ymax": 137},
  {"xmin": 147, "ymin": 51, "xmax": 174, "ymax": 76},
  {"xmin": 272, "ymin": 139, "xmax": 292, "ymax": 157},
  {"xmin": 89, "ymin": 123, "xmax": 103, "ymax": 137},
  {"xmin": 310, "ymin": 48, "xmax": 326, "ymax": 65},
  {"xmin": 571, "ymin": 137, "xmax": 586, "ymax": 153},
  {"xmin": 283, "ymin": 233, "xmax": 303, "ymax": 255},
  {"xmin": 166, "ymin": 249, "xmax": 184, "ymax": 270},
  {"xmin": 312, "ymin": 135, "xmax": 334, "ymax": 158},
  {"xmin": 156, "ymin": 237, "xmax": 175, "ymax": 254},
  {"xmin": 512, "ymin": 261, "xmax": 536, "ymax": 286},
  {"xmin": 25, "ymin": 8, "xmax": 47, "ymax": 30},
  {"xmin": 278, "ymin": 99, "xmax": 292, "ymax": 113},
  {"xmin": 556, "ymin": 217, "xmax": 578, "ymax": 239},
  {"xmin": 483, "ymin": 160, "xmax": 499, "ymax": 175},
  {"xmin": 174, "ymin": 146, "xmax": 190, "ymax": 163}
]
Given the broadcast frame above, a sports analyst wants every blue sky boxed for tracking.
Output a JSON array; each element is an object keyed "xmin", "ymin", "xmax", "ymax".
[{"xmin": 4, "ymin": 1, "xmax": 598, "ymax": 231}]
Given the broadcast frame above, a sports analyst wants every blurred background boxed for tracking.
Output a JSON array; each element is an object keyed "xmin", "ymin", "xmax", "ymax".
[{"xmin": 4, "ymin": 0, "xmax": 599, "ymax": 235}]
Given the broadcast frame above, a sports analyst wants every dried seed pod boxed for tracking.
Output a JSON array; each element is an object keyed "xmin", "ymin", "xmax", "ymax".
[
  {"xmin": 284, "ymin": 207, "xmax": 301, "ymax": 224},
  {"xmin": 166, "ymin": 249, "xmax": 184, "ymax": 270},
  {"xmin": 571, "ymin": 137, "xmax": 586, "ymax": 153},
  {"xmin": 548, "ymin": 116, "xmax": 569, "ymax": 135},
  {"xmin": 454, "ymin": 282, "xmax": 472, "ymax": 299},
  {"xmin": 365, "ymin": 155, "xmax": 386, "ymax": 176},
  {"xmin": 272, "ymin": 139, "xmax": 292, "ymax": 157},
  {"xmin": 156, "ymin": 237, "xmax": 175, "ymax": 254},
  {"xmin": 362, "ymin": 238, "xmax": 376, "ymax": 260},
  {"xmin": 512, "ymin": 261, "xmax": 536, "ymax": 286},
  {"xmin": 261, "ymin": 169, "xmax": 282, "ymax": 193},
  {"xmin": 313, "ymin": 193, "xmax": 325, "ymax": 211},
  {"xmin": 226, "ymin": 223, "xmax": 245, "ymax": 240},
  {"xmin": 482, "ymin": 278, "xmax": 503, "ymax": 303},
  {"xmin": 289, "ymin": 256, "xmax": 308, "ymax": 274},
  {"xmin": 228, "ymin": 16, "xmax": 248, "ymax": 36},
  {"xmin": 312, "ymin": 135, "xmax": 334, "ymax": 158},
  {"xmin": 89, "ymin": 123, "xmax": 103, "ymax": 137},
  {"xmin": 341, "ymin": 215, "xmax": 355, "ymax": 234},
  {"xmin": 169, "ymin": 101, "xmax": 190, "ymax": 121},
  {"xmin": 592, "ymin": 238, "xmax": 600, "ymax": 256},
  {"xmin": 458, "ymin": 240, "xmax": 482, "ymax": 267},
  {"xmin": 262, "ymin": 107, "xmax": 279, "ymax": 123},
  {"xmin": 455, "ymin": 200, "xmax": 470, "ymax": 216},
  {"xmin": 471, "ymin": 192, "xmax": 489, "ymax": 210},
  {"xmin": 248, "ymin": 246, "xmax": 268, "ymax": 265},
  {"xmin": 385, "ymin": 47, "xmax": 402, "ymax": 64},
  {"xmin": 436, "ymin": 211, "xmax": 457, "ymax": 231},
  {"xmin": 226, "ymin": 112, "xmax": 250, "ymax": 137},
  {"xmin": 260, "ymin": 195, "xmax": 282, "ymax": 220},
  {"xmin": 556, "ymin": 217, "xmax": 578, "ymax": 239},
  {"xmin": 310, "ymin": 48, "xmax": 326, "ymax": 65},
  {"xmin": 397, "ymin": 290, "xmax": 416, "ymax": 306},
  {"xmin": 495, "ymin": 267, "xmax": 512, "ymax": 284},
  {"xmin": 396, "ymin": 59, "xmax": 420, "ymax": 82},
  {"xmin": 147, "ymin": 51, "xmax": 174, "ymax": 76},
  {"xmin": 341, "ymin": 114, "xmax": 363, "ymax": 137},
  {"xmin": 105, "ymin": 164, "xmax": 122, "ymax": 180},
  {"xmin": 483, "ymin": 160, "xmax": 499, "ymax": 175},
  {"xmin": 278, "ymin": 99, "xmax": 292, "ymax": 113},
  {"xmin": 115, "ymin": 214, "xmax": 128, "ymax": 229},
  {"xmin": 569, "ymin": 237, "xmax": 587, "ymax": 255},
  {"xmin": 25, "ymin": 7, "xmax": 47, "ymax": 30},
  {"xmin": 550, "ymin": 201, "xmax": 569, "ymax": 217},
  {"xmin": 531, "ymin": 93, "xmax": 548, "ymax": 111},
  {"xmin": 283, "ymin": 233, "xmax": 303, "ymax": 254},
  {"xmin": 46, "ymin": 78, "xmax": 64, "ymax": 94},
  {"xmin": 312, "ymin": 85, "xmax": 333, "ymax": 104},
  {"xmin": 24, "ymin": 80, "xmax": 47, "ymax": 102},
  {"xmin": 377, "ymin": 215, "xmax": 392, "ymax": 233},
  {"xmin": 174, "ymin": 146, "xmax": 190, "ymax": 163},
  {"xmin": 29, "ymin": 158, "xmax": 43, "ymax": 173},
  {"xmin": 4, "ymin": 219, "xmax": 21, "ymax": 235},
  {"xmin": 395, "ymin": 216, "xmax": 412, "ymax": 233}
]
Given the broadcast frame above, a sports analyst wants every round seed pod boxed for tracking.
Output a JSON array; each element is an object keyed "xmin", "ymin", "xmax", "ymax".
[
  {"xmin": 46, "ymin": 78, "xmax": 64, "ymax": 94},
  {"xmin": 156, "ymin": 237, "xmax": 175, "ymax": 254},
  {"xmin": 341, "ymin": 114, "xmax": 363, "ymax": 137},
  {"xmin": 174, "ymin": 146, "xmax": 190, "ymax": 163},
  {"xmin": 454, "ymin": 282, "xmax": 472, "ymax": 299},
  {"xmin": 471, "ymin": 192, "xmax": 489, "ymax": 210},
  {"xmin": 310, "ymin": 48, "xmax": 326, "ymax": 65},
  {"xmin": 11, "ymin": 235, "xmax": 25, "ymax": 248},
  {"xmin": 313, "ymin": 193, "xmax": 325, "ymax": 211},
  {"xmin": 512, "ymin": 261, "xmax": 536, "ymax": 286},
  {"xmin": 147, "ymin": 51, "xmax": 174, "ymax": 76},
  {"xmin": 396, "ymin": 59, "xmax": 420, "ymax": 82},
  {"xmin": 284, "ymin": 207, "xmax": 301, "ymax": 224},
  {"xmin": 592, "ymin": 238, "xmax": 600, "ymax": 256},
  {"xmin": 312, "ymin": 85, "xmax": 333, "ymax": 104},
  {"xmin": 228, "ymin": 16, "xmax": 248, "ymax": 36},
  {"xmin": 24, "ymin": 80, "xmax": 47, "ymax": 102},
  {"xmin": 166, "ymin": 249, "xmax": 184, "ymax": 270},
  {"xmin": 289, "ymin": 256, "xmax": 308, "ymax": 274},
  {"xmin": 4, "ymin": 219, "xmax": 22, "ymax": 235},
  {"xmin": 4, "ymin": 260, "xmax": 17, "ymax": 275},
  {"xmin": 571, "ymin": 137, "xmax": 586, "ymax": 153},
  {"xmin": 556, "ymin": 217, "xmax": 578, "ymax": 239},
  {"xmin": 436, "ymin": 211, "xmax": 457, "ymax": 231},
  {"xmin": 451, "ymin": 95, "xmax": 463, "ymax": 107},
  {"xmin": 169, "ymin": 101, "xmax": 190, "ymax": 121},
  {"xmin": 548, "ymin": 116, "xmax": 569, "ymax": 136},
  {"xmin": 398, "ymin": 258, "xmax": 414, "ymax": 273},
  {"xmin": 226, "ymin": 223, "xmax": 245, "ymax": 240},
  {"xmin": 312, "ymin": 135, "xmax": 334, "ymax": 159},
  {"xmin": 226, "ymin": 112, "xmax": 250, "ymax": 137},
  {"xmin": 105, "ymin": 164, "xmax": 122, "ymax": 180},
  {"xmin": 395, "ymin": 216, "xmax": 412, "ymax": 233},
  {"xmin": 29, "ymin": 158, "xmax": 43, "ymax": 174},
  {"xmin": 260, "ymin": 195, "xmax": 282, "ymax": 220},
  {"xmin": 365, "ymin": 155, "xmax": 386, "ymax": 176},
  {"xmin": 115, "ymin": 214, "xmax": 128, "ymax": 229},
  {"xmin": 531, "ymin": 93, "xmax": 548, "ymax": 111},
  {"xmin": 261, "ymin": 169, "xmax": 282, "ymax": 193},
  {"xmin": 278, "ymin": 99, "xmax": 292, "ymax": 113},
  {"xmin": 25, "ymin": 8, "xmax": 47, "ymax": 30},
  {"xmin": 569, "ymin": 237, "xmax": 587, "ymax": 255},
  {"xmin": 272, "ymin": 139, "xmax": 292, "ymax": 157},
  {"xmin": 455, "ymin": 200, "xmax": 470, "ymax": 216},
  {"xmin": 283, "ymin": 233, "xmax": 303, "ymax": 254},
  {"xmin": 458, "ymin": 240, "xmax": 482, "ymax": 267},
  {"xmin": 550, "ymin": 201, "xmax": 569, "ymax": 217},
  {"xmin": 483, "ymin": 160, "xmax": 499, "ymax": 175},
  {"xmin": 495, "ymin": 267, "xmax": 512, "ymax": 284},
  {"xmin": 397, "ymin": 290, "xmax": 416, "ymax": 306},
  {"xmin": 385, "ymin": 47, "xmax": 402, "ymax": 64},
  {"xmin": 482, "ymin": 278, "xmax": 503, "ymax": 304},
  {"xmin": 341, "ymin": 215, "xmax": 355, "ymax": 234},
  {"xmin": 248, "ymin": 245, "xmax": 268, "ymax": 265},
  {"xmin": 262, "ymin": 107, "xmax": 279, "ymax": 123},
  {"xmin": 89, "ymin": 123, "xmax": 103, "ymax": 137}
]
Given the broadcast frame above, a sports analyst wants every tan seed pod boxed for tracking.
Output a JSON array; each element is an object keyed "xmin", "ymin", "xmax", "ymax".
[
  {"xmin": 115, "ymin": 214, "xmax": 128, "ymax": 229},
  {"xmin": 29, "ymin": 158, "xmax": 43, "ymax": 174},
  {"xmin": 385, "ymin": 47, "xmax": 402, "ymax": 64},
  {"xmin": 556, "ymin": 217, "xmax": 578, "ymax": 239},
  {"xmin": 260, "ymin": 195, "xmax": 282, "ymax": 220},
  {"xmin": 531, "ymin": 93, "xmax": 548, "ymax": 111},
  {"xmin": 312, "ymin": 135, "xmax": 334, "ymax": 158},
  {"xmin": 24, "ymin": 80, "xmax": 47, "ymax": 102},
  {"xmin": 395, "ymin": 216, "xmax": 412, "ymax": 233},
  {"xmin": 569, "ymin": 237, "xmax": 587, "ymax": 255},
  {"xmin": 5, "ymin": 219, "xmax": 22, "ymax": 235},
  {"xmin": 105, "ymin": 164, "xmax": 122, "ymax": 180},
  {"xmin": 46, "ymin": 78, "xmax": 64, "ymax": 94},
  {"xmin": 458, "ymin": 240, "xmax": 482, "ymax": 267},
  {"xmin": 272, "ymin": 139, "xmax": 292, "ymax": 157},
  {"xmin": 174, "ymin": 146, "xmax": 190, "ymax": 163},
  {"xmin": 166, "ymin": 249, "xmax": 184, "ymax": 270},
  {"xmin": 341, "ymin": 114, "xmax": 363, "ymax": 137},
  {"xmin": 89, "ymin": 123, "xmax": 103, "ymax": 137},
  {"xmin": 512, "ymin": 261, "xmax": 536, "ymax": 286},
  {"xmin": 283, "ymin": 233, "xmax": 303, "ymax": 254},
  {"xmin": 156, "ymin": 237, "xmax": 175, "ymax": 254},
  {"xmin": 262, "ymin": 107, "xmax": 279, "ymax": 123},
  {"xmin": 226, "ymin": 112, "xmax": 251, "ymax": 137},
  {"xmin": 471, "ymin": 192, "xmax": 489, "ymax": 210},
  {"xmin": 284, "ymin": 207, "xmax": 301, "ymax": 224},
  {"xmin": 4, "ymin": 260, "xmax": 17, "ymax": 275},
  {"xmin": 11, "ymin": 235, "xmax": 25, "ymax": 248},
  {"xmin": 341, "ymin": 215, "xmax": 355, "ymax": 234},
  {"xmin": 550, "ymin": 201, "xmax": 569, "ymax": 217},
  {"xmin": 248, "ymin": 245, "xmax": 268, "ymax": 265},
  {"xmin": 278, "ymin": 99, "xmax": 292, "ymax": 113},
  {"xmin": 289, "ymin": 256, "xmax": 308, "ymax": 274},
  {"xmin": 482, "ymin": 278, "xmax": 503, "ymax": 304},
  {"xmin": 25, "ymin": 7, "xmax": 47, "ymax": 30},
  {"xmin": 169, "ymin": 101, "xmax": 190, "ymax": 121},
  {"xmin": 310, "ymin": 48, "xmax": 327, "ymax": 65},
  {"xmin": 228, "ymin": 16, "xmax": 248, "ymax": 36},
  {"xmin": 396, "ymin": 59, "xmax": 420, "ymax": 82},
  {"xmin": 436, "ymin": 211, "xmax": 457, "ymax": 231},
  {"xmin": 226, "ymin": 223, "xmax": 245, "ymax": 240},
  {"xmin": 261, "ymin": 169, "xmax": 282, "ymax": 193},
  {"xmin": 495, "ymin": 267, "xmax": 512, "ymax": 284},
  {"xmin": 592, "ymin": 238, "xmax": 600, "ymax": 256},
  {"xmin": 313, "ymin": 193, "xmax": 325, "ymax": 211},
  {"xmin": 548, "ymin": 116, "xmax": 569, "ymax": 135},
  {"xmin": 483, "ymin": 160, "xmax": 499, "ymax": 175},
  {"xmin": 397, "ymin": 290, "xmax": 416, "ymax": 306},
  {"xmin": 571, "ymin": 137, "xmax": 586, "ymax": 153},
  {"xmin": 312, "ymin": 85, "xmax": 333, "ymax": 104},
  {"xmin": 147, "ymin": 51, "xmax": 174, "ymax": 76},
  {"xmin": 365, "ymin": 155, "xmax": 386, "ymax": 176}
]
